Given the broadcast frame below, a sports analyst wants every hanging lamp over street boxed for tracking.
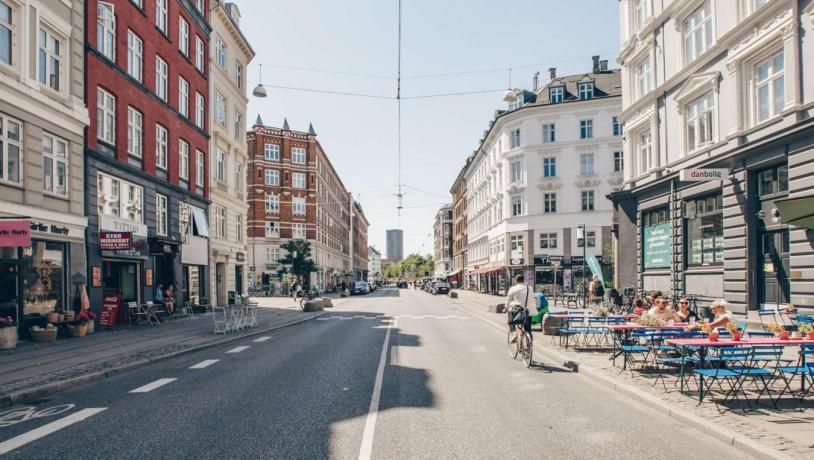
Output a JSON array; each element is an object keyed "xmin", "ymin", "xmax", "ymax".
[
  {"xmin": 502, "ymin": 67, "xmax": 517, "ymax": 102},
  {"xmin": 253, "ymin": 63, "xmax": 268, "ymax": 98}
]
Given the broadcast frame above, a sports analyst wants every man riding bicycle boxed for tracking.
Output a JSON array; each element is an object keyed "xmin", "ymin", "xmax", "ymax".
[{"xmin": 506, "ymin": 274, "xmax": 537, "ymax": 343}]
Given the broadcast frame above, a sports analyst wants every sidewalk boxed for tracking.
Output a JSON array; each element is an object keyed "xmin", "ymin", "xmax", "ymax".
[
  {"xmin": 0, "ymin": 298, "xmax": 330, "ymax": 407},
  {"xmin": 451, "ymin": 289, "xmax": 814, "ymax": 460}
]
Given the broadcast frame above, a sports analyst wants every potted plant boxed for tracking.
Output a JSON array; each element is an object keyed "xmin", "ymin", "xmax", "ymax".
[
  {"xmin": 0, "ymin": 316, "xmax": 17, "ymax": 349},
  {"xmin": 46, "ymin": 311, "xmax": 59, "ymax": 323},
  {"xmin": 726, "ymin": 322, "xmax": 741, "ymax": 341},
  {"xmin": 768, "ymin": 323, "xmax": 785, "ymax": 338},
  {"xmin": 708, "ymin": 330, "xmax": 720, "ymax": 342},
  {"xmin": 77, "ymin": 310, "xmax": 96, "ymax": 334},
  {"xmin": 67, "ymin": 320, "xmax": 87, "ymax": 338},
  {"xmin": 797, "ymin": 323, "xmax": 814, "ymax": 340}
]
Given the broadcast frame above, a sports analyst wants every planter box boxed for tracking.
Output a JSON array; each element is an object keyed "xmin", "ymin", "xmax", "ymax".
[
  {"xmin": 0, "ymin": 327, "xmax": 18, "ymax": 349},
  {"xmin": 30, "ymin": 328, "xmax": 57, "ymax": 343},
  {"xmin": 68, "ymin": 323, "xmax": 88, "ymax": 338}
]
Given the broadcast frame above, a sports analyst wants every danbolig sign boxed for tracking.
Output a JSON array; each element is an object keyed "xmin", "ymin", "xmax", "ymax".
[
  {"xmin": 679, "ymin": 168, "xmax": 728, "ymax": 182},
  {"xmin": 643, "ymin": 222, "xmax": 671, "ymax": 269}
]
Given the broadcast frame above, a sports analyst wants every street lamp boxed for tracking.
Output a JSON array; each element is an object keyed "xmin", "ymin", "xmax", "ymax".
[
  {"xmin": 502, "ymin": 68, "xmax": 517, "ymax": 102},
  {"xmin": 252, "ymin": 64, "xmax": 268, "ymax": 98}
]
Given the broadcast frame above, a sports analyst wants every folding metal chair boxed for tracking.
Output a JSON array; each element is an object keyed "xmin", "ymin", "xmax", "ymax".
[
  {"xmin": 213, "ymin": 306, "xmax": 231, "ymax": 334},
  {"xmin": 775, "ymin": 345, "xmax": 814, "ymax": 403}
]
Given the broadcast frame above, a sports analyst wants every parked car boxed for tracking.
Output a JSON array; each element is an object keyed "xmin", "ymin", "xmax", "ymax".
[
  {"xmin": 351, "ymin": 281, "xmax": 369, "ymax": 295},
  {"xmin": 397, "ymin": 280, "xmax": 408, "ymax": 288},
  {"xmin": 367, "ymin": 281, "xmax": 376, "ymax": 292},
  {"xmin": 433, "ymin": 282, "xmax": 450, "ymax": 295}
]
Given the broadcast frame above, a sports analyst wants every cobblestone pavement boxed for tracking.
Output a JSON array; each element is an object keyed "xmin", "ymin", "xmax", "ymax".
[{"xmin": 451, "ymin": 289, "xmax": 814, "ymax": 459}]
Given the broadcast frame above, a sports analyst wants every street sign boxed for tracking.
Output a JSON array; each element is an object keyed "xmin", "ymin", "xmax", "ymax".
[{"xmin": 679, "ymin": 168, "xmax": 728, "ymax": 182}]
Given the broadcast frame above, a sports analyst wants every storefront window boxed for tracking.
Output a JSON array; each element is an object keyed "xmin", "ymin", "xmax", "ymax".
[
  {"xmin": 685, "ymin": 194, "xmax": 723, "ymax": 266},
  {"xmin": 21, "ymin": 241, "xmax": 66, "ymax": 317},
  {"xmin": 642, "ymin": 208, "xmax": 670, "ymax": 269}
]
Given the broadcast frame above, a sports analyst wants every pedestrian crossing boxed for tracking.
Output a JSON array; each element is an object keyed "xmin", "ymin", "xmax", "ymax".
[{"xmin": 316, "ymin": 314, "xmax": 470, "ymax": 321}]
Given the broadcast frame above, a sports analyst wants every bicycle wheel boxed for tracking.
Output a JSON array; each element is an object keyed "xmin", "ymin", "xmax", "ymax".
[
  {"xmin": 507, "ymin": 328, "xmax": 519, "ymax": 359},
  {"xmin": 521, "ymin": 332, "xmax": 533, "ymax": 368},
  {"xmin": 299, "ymin": 298, "xmax": 307, "ymax": 311}
]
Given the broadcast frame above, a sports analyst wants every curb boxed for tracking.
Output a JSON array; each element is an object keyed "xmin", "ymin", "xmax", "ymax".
[
  {"xmin": 0, "ymin": 311, "xmax": 325, "ymax": 408},
  {"xmin": 453, "ymin": 295, "xmax": 792, "ymax": 460}
]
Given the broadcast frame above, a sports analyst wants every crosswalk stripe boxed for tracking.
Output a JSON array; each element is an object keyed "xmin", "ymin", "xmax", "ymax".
[
  {"xmin": 253, "ymin": 336, "xmax": 272, "ymax": 342},
  {"xmin": 226, "ymin": 346, "xmax": 250, "ymax": 353},
  {"xmin": 189, "ymin": 359, "xmax": 219, "ymax": 369},
  {"xmin": 0, "ymin": 408, "xmax": 107, "ymax": 455},
  {"xmin": 130, "ymin": 378, "xmax": 177, "ymax": 393}
]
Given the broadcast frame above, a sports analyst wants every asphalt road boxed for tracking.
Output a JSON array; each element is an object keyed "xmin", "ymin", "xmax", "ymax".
[{"xmin": 0, "ymin": 287, "xmax": 745, "ymax": 459}]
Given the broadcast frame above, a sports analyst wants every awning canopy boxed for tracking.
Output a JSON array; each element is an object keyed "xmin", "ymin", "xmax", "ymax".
[
  {"xmin": 470, "ymin": 267, "xmax": 503, "ymax": 275},
  {"xmin": 448, "ymin": 269, "xmax": 462, "ymax": 277},
  {"xmin": 775, "ymin": 195, "xmax": 814, "ymax": 229}
]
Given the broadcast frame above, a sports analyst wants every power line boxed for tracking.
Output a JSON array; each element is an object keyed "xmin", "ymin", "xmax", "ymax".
[
  {"xmin": 402, "ymin": 89, "xmax": 503, "ymax": 100},
  {"xmin": 262, "ymin": 84, "xmax": 393, "ymax": 99}
]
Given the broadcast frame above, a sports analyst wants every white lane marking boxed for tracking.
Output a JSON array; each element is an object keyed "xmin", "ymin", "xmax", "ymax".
[
  {"xmin": 390, "ymin": 347, "xmax": 397, "ymax": 366},
  {"xmin": 358, "ymin": 317, "xmax": 396, "ymax": 460},
  {"xmin": 189, "ymin": 359, "xmax": 219, "ymax": 369},
  {"xmin": 316, "ymin": 318, "xmax": 331, "ymax": 321},
  {"xmin": 226, "ymin": 346, "xmax": 250, "ymax": 353},
  {"xmin": 253, "ymin": 336, "xmax": 271, "ymax": 342},
  {"xmin": 363, "ymin": 316, "xmax": 376, "ymax": 320},
  {"xmin": 129, "ymin": 378, "xmax": 177, "ymax": 393},
  {"xmin": 353, "ymin": 315, "xmax": 365, "ymax": 318},
  {"xmin": 0, "ymin": 408, "xmax": 107, "ymax": 455}
]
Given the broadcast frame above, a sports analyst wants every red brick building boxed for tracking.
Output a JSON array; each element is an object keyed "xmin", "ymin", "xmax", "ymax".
[{"xmin": 85, "ymin": 0, "xmax": 211, "ymax": 312}]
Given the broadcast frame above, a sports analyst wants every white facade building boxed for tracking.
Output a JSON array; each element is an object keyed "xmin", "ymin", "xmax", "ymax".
[
  {"xmin": 466, "ymin": 59, "xmax": 622, "ymax": 294},
  {"xmin": 367, "ymin": 246, "xmax": 381, "ymax": 280}
]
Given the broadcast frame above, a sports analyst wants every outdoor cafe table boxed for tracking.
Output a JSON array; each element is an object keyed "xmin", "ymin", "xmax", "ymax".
[
  {"xmin": 665, "ymin": 337, "xmax": 814, "ymax": 403},
  {"xmin": 606, "ymin": 323, "xmax": 688, "ymax": 365}
]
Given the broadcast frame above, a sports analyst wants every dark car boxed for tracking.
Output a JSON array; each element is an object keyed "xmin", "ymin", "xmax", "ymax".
[
  {"xmin": 397, "ymin": 280, "xmax": 408, "ymax": 288},
  {"xmin": 433, "ymin": 282, "xmax": 450, "ymax": 295},
  {"xmin": 351, "ymin": 281, "xmax": 369, "ymax": 295}
]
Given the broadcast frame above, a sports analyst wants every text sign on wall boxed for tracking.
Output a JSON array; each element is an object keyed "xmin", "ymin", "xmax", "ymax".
[
  {"xmin": 0, "ymin": 220, "xmax": 32, "ymax": 247},
  {"xmin": 643, "ymin": 222, "xmax": 671, "ymax": 269},
  {"xmin": 100, "ymin": 232, "xmax": 131, "ymax": 250},
  {"xmin": 679, "ymin": 168, "xmax": 729, "ymax": 182}
]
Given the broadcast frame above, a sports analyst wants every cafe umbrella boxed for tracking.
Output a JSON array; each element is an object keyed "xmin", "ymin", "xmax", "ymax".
[{"xmin": 774, "ymin": 195, "xmax": 814, "ymax": 229}]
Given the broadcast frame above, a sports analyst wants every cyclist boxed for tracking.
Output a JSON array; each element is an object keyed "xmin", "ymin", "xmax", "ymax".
[{"xmin": 506, "ymin": 275, "xmax": 536, "ymax": 343}]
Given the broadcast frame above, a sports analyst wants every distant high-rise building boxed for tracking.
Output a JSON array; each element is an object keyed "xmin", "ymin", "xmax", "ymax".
[{"xmin": 386, "ymin": 229, "xmax": 404, "ymax": 261}]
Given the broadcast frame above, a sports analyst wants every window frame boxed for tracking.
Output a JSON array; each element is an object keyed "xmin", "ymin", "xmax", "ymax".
[
  {"xmin": 178, "ymin": 139, "xmax": 189, "ymax": 180},
  {"xmin": 613, "ymin": 151, "xmax": 624, "ymax": 173},
  {"xmin": 155, "ymin": 124, "xmax": 168, "ymax": 170},
  {"xmin": 543, "ymin": 157, "xmax": 556, "ymax": 178},
  {"xmin": 292, "ymin": 172, "xmax": 306, "ymax": 189},
  {"xmin": 291, "ymin": 147, "xmax": 307, "ymax": 164},
  {"xmin": 265, "ymin": 194, "xmax": 279, "ymax": 213},
  {"xmin": 216, "ymin": 36, "xmax": 227, "ymax": 69},
  {"xmin": 97, "ymin": 87, "xmax": 116, "ymax": 145},
  {"xmin": 97, "ymin": 2, "xmax": 115, "ymax": 61},
  {"xmin": 543, "ymin": 193, "xmax": 557, "ymax": 213},
  {"xmin": 581, "ymin": 190, "xmax": 595, "ymax": 211},
  {"xmin": 126, "ymin": 106, "xmax": 142, "ymax": 158},
  {"xmin": 753, "ymin": 49, "xmax": 785, "ymax": 124},
  {"xmin": 178, "ymin": 16, "xmax": 189, "ymax": 56},
  {"xmin": 579, "ymin": 119, "xmax": 593, "ymax": 139},
  {"xmin": 0, "ymin": 0, "xmax": 13, "ymax": 67},
  {"xmin": 42, "ymin": 132, "xmax": 68, "ymax": 196},
  {"xmin": 511, "ymin": 195, "xmax": 522, "ymax": 217},
  {"xmin": 510, "ymin": 161, "xmax": 523, "ymax": 183},
  {"xmin": 216, "ymin": 149, "xmax": 226, "ymax": 183},
  {"xmin": 155, "ymin": 55, "xmax": 168, "ymax": 101},
  {"xmin": 683, "ymin": 0, "xmax": 713, "ymax": 65},
  {"xmin": 156, "ymin": 0, "xmax": 168, "ymax": 34},
  {"xmin": 684, "ymin": 193, "xmax": 723, "ymax": 267},
  {"xmin": 539, "ymin": 232, "xmax": 558, "ymax": 249},
  {"xmin": 542, "ymin": 123, "xmax": 556, "ymax": 143},
  {"xmin": 549, "ymin": 86, "xmax": 564, "ymax": 103},
  {"xmin": 178, "ymin": 76, "xmax": 189, "ymax": 117},
  {"xmin": 126, "ymin": 30, "xmax": 143, "ymax": 82},
  {"xmin": 292, "ymin": 196, "xmax": 306, "ymax": 216},
  {"xmin": 293, "ymin": 223, "xmax": 306, "ymax": 239},
  {"xmin": 195, "ymin": 92, "xmax": 205, "ymax": 129},
  {"xmin": 579, "ymin": 153, "xmax": 595, "ymax": 176},
  {"xmin": 196, "ymin": 150, "xmax": 205, "ymax": 187},
  {"xmin": 265, "ymin": 169, "xmax": 279, "ymax": 186},
  {"xmin": 37, "ymin": 26, "xmax": 63, "ymax": 93},
  {"xmin": 264, "ymin": 143, "xmax": 280, "ymax": 161},
  {"xmin": 685, "ymin": 90, "xmax": 715, "ymax": 153},
  {"xmin": 195, "ymin": 36, "xmax": 205, "ymax": 72},
  {"xmin": 577, "ymin": 82, "xmax": 594, "ymax": 100},
  {"xmin": 156, "ymin": 193, "xmax": 168, "ymax": 236}
]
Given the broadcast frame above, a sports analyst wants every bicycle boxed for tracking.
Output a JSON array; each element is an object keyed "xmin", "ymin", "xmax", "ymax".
[
  {"xmin": 299, "ymin": 287, "xmax": 321, "ymax": 311},
  {"xmin": 507, "ymin": 309, "xmax": 533, "ymax": 368}
]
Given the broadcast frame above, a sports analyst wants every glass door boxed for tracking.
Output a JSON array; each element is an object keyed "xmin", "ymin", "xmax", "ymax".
[{"xmin": 759, "ymin": 230, "xmax": 790, "ymax": 309}]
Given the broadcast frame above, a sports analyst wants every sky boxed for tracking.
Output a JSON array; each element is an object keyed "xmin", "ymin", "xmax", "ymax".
[{"xmin": 240, "ymin": 0, "xmax": 620, "ymax": 257}]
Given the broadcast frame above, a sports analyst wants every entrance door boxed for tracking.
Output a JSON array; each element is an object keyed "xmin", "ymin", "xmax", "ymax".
[
  {"xmin": 103, "ymin": 261, "xmax": 140, "ymax": 305},
  {"xmin": 235, "ymin": 266, "xmax": 243, "ymax": 295},
  {"xmin": 759, "ymin": 230, "xmax": 790, "ymax": 308},
  {"xmin": 0, "ymin": 262, "xmax": 18, "ymax": 322}
]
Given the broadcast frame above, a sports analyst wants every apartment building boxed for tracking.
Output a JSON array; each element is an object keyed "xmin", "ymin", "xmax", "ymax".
[
  {"xmin": 433, "ymin": 204, "xmax": 453, "ymax": 276},
  {"xmin": 612, "ymin": 0, "xmax": 814, "ymax": 313},
  {"xmin": 450, "ymin": 158, "xmax": 471, "ymax": 288}
]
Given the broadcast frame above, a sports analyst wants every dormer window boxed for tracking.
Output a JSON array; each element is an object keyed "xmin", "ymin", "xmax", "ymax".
[
  {"xmin": 549, "ymin": 86, "xmax": 564, "ymax": 104},
  {"xmin": 578, "ymin": 82, "xmax": 594, "ymax": 100}
]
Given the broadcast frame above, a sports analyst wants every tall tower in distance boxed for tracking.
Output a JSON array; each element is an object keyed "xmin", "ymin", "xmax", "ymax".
[{"xmin": 386, "ymin": 229, "xmax": 404, "ymax": 261}]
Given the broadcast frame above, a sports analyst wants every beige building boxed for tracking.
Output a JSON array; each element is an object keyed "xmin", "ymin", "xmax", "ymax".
[
  {"xmin": 0, "ymin": 0, "xmax": 89, "ymax": 330},
  {"xmin": 209, "ymin": 1, "xmax": 254, "ymax": 305}
]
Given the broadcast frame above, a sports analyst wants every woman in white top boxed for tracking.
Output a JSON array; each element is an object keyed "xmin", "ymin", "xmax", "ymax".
[{"xmin": 686, "ymin": 299, "xmax": 737, "ymax": 331}]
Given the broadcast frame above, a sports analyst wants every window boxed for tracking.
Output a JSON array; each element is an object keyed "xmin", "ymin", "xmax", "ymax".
[
  {"xmin": 539, "ymin": 233, "xmax": 557, "ymax": 249},
  {"xmin": 214, "ymin": 205, "xmax": 226, "ymax": 239},
  {"xmin": 684, "ymin": 0, "xmax": 713, "ymax": 64},
  {"xmin": 510, "ymin": 161, "xmax": 523, "ymax": 183},
  {"xmin": 97, "ymin": 88, "xmax": 116, "ymax": 144},
  {"xmin": 292, "ymin": 172, "xmax": 306, "ymax": 189},
  {"xmin": 215, "ymin": 92, "xmax": 226, "ymax": 127},
  {"xmin": 293, "ymin": 223, "xmax": 306, "ymax": 239},
  {"xmin": 542, "ymin": 123, "xmax": 556, "ymax": 143},
  {"xmin": 131, "ymin": 0, "xmax": 142, "ymax": 7},
  {"xmin": 637, "ymin": 58, "xmax": 651, "ymax": 96},
  {"xmin": 178, "ymin": 17, "xmax": 189, "ymax": 56},
  {"xmin": 757, "ymin": 165, "xmax": 788, "ymax": 197},
  {"xmin": 636, "ymin": 0, "xmax": 650, "ymax": 27},
  {"xmin": 127, "ymin": 31, "xmax": 142, "ymax": 81},
  {"xmin": 581, "ymin": 190, "xmax": 595, "ymax": 211},
  {"xmin": 613, "ymin": 151, "xmax": 624, "ymax": 172},
  {"xmin": 755, "ymin": 50, "xmax": 784, "ymax": 123},
  {"xmin": 236, "ymin": 214, "xmax": 243, "ymax": 242},
  {"xmin": 685, "ymin": 194, "xmax": 723, "ymax": 266},
  {"xmin": 155, "ymin": 125, "xmax": 167, "ymax": 170},
  {"xmin": 196, "ymin": 150, "xmax": 204, "ymax": 187},
  {"xmin": 156, "ymin": 194, "xmax": 168, "ymax": 235},
  {"xmin": 156, "ymin": 0, "xmax": 167, "ymax": 33},
  {"xmin": 178, "ymin": 77, "xmax": 189, "ymax": 117},
  {"xmin": 577, "ymin": 230, "xmax": 596, "ymax": 248},
  {"xmin": 178, "ymin": 140, "xmax": 189, "ymax": 180},
  {"xmin": 234, "ymin": 162, "xmax": 242, "ymax": 193},
  {"xmin": 195, "ymin": 36, "xmax": 205, "ymax": 72},
  {"xmin": 578, "ymin": 82, "xmax": 594, "ymax": 100},
  {"xmin": 264, "ymin": 144, "xmax": 280, "ymax": 160},
  {"xmin": 549, "ymin": 86, "xmax": 564, "ymax": 103},
  {"xmin": 612, "ymin": 116, "xmax": 622, "ymax": 136},
  {"xmin": 195, "ymin": 93, "xmax": 204, "ymax": 129},
  {"xmin": 511, "ymin": 195, "xmax": 522, "ymax": 216},
  {"xmin": 265, "ymin": 247, "xmax": 279, "ymax": 263},
  {"xmin": 97, "ymin": 3, "xmax": 115, "ymax": 61},
  {"xmin": 543, "ymin": 193, "xmax": 557, "ymax": 213},
  {"xmin": 127, "ymin": 107, "xmax": 142, "ymax": 157},
  {"xmin": 42, "ymin": 133, "xmax": 67, "ymax": 196},
  {"xmin": 216, "ymin": 36, "xmax": 227, "ymax": 69},
  {"xmin": 235, "ymin": 62, "xmax": 243, "ymax": 89},
  {"xmin": 510, "ymin": 129, "xmax": 521, "ymax": 149},
  {"xmin": 580, "ymin": 119, "xmax": 593, "ymax": 139},
  {"xmin": 543, "ymin": 157, "xmax": 556, "ymax": 178},
  {"xmin": 155, "ymin": 56, "xmax": 168, "ymax": 101},
  {"xmin": 265, "ymin": 221, "xmax": 279, "ymax": 238},
  {"xmin": 97, "ymin": 172, "xmax": 143, "ymax": 222},
  {"xmin": 0, "ymin": 1, "xmax": 12, "ymax": 66},
  {"xmin": 686, "ymin": 91, "xmax": 715, "ymax": 152},
  {"xmin": 265, "ymin": 194, "xmax": 279, "ymax": 213},
  {"xmin": 265, "ymin": 169, "xmax": 279, "ymax": 186},
  {"xmin": 579, "ymin": 153, "xmax": 595, "ymax": 176},
  {"xmin": 292, "ymin": 147, "xmax": 306, "ymax": 164},
  {"xmin": 216, "ymin": 149, "xmax": 226, "ymax": 182},
  {"xmin": 234, "ymin": 110, "xmax": 242, "ymax": 140},
  {"xmin": 293, "ymin": 197, "xmax": 306, "ymax": 215},
  {"xmin": 38, "ymin": 28, "xmax": 62, "ymax": 91},
  {"xmin": 638, "ymin": 131, "xmax": 652, "ymax": 174}
]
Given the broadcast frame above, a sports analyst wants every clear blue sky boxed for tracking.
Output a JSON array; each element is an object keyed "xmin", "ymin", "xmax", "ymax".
[{"xmin": 241, "ymin": 0, "xmax": 620, "ymax": 257}]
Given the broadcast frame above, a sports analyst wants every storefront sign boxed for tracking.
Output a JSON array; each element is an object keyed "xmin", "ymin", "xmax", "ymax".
[
  {"xmin": 570, "ymin": 255, "xmax": 603, "ymax": 266},
  {"xmin": 99, "ymin": 294, "xmax": 122, "ymax": 327},
  {"xmin": 30, "ymin": 222, "xmax": 69, "ymax": 236},
  {"xmin": 0, "ymin": 220, "xmax": 32, "ymax": 247},
  {"xmin": 100, "ymin": 232, "xmax": 132, "ymax": 250},
  {"xmin": 91, "ymin": 266, "xmax": 102, "ymax": 287},
  {"xmin": 145, "ymin": 268, "xmax": 153, "ymax": 286},
  {"xmin": 99, "ymin": 215, "xmax": 148, "ymax": 237},
  {"xmin": 679, "ymin": 168, "xmax": 728, "ymax": 182},
  {"xmin": 643, "ymin": 222, "xmax": 671, "ymax": 269},
  {"xmin": 236, "ymin": 252, "xmax": 246, "ymax": 262}
]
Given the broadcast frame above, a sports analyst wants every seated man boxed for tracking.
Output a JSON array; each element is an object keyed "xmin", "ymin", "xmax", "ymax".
[{"xmin": 647, "ymin": 297, "xmax": 675, "ymax": 322}]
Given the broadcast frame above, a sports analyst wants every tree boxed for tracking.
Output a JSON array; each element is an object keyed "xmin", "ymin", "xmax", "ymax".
[{"xmin": 279, "ymin": 240, "xmax": 316, "ymax": 286}]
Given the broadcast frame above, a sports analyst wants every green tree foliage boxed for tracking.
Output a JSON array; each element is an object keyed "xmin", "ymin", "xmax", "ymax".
[
  {"xmin": 384, "ymin": 254, "xmax": 435, "ymax": 279},
  {"xmin": 279, "ymin": 240, "xmax": 316, "ymax": 285}
]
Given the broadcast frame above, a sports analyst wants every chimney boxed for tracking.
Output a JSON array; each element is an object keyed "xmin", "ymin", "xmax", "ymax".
[
  {"xmin": 548, "ymin": 67, "xmax": 556, "ymax": 80},
  {"xmin": 533, "ymin": 71, "xmax": 540, "ymax": 91},
  {"xmin": 599, "ymin": 60, "xmax": 608, "ymax": 72},
  {"xmin": 592, "ymin": 55, "xmax": 600, "ymax": 73}
]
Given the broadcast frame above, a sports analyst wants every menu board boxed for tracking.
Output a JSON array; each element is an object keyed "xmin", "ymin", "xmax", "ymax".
[
  {"xmin": 643, "ymin": 222, "xmax": 671, "ymax": 269},
  {"xmin": 99, "ymin": 294, "xmax": 122, "ymax": 327}
]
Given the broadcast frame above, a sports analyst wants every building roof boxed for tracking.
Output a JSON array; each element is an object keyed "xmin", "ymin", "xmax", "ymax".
[
  {"xmin": 368, "ymin": 246, "xmax": 381, "ymax": 256},
  {"xmin": 534, "ymin": 69, "xmax": 622, "ymax": 104}
]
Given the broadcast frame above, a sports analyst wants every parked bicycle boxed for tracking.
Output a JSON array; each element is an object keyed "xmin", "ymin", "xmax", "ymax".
[{"xmin": 299, "ymin": 287, "xmax": 321, "ymax": 311}]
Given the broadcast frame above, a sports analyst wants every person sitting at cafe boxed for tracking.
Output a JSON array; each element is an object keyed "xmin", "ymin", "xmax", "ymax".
[
  {"xmin": 686, "ymin": 299, "xmax": 737, "ymax": 331},
  {"xmin": 647, "ymin": 291, "xmax": 662, "ymax": 308},
  {"xmin": 673, "ymin": 297, "xmax": 698, "ymax": 323},
  {"xmin": 633, "ymin": 298, "xmax": 648, "ymax": 316},
  {"xmin": 164, "ymin": 284, "xmax": 175, "ymax": 316},
  {"xmin": 155, "ymin": 283, "xmax": 165, "ymax": 304},
  {"xmin": 647, "ymin": 297, "xmax": 675, "ymax": 322}
]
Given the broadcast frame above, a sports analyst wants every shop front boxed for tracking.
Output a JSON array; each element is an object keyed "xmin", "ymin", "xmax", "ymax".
[
  {"xmin": 93, "ymin": 216, "xmax": 150, "ymax": 320},
  {"xmin": 533, "ymin": 255, "xmax": 564, "ymax": 295},
  {"xmin": 181, "ymin": 205, "xmax": 210, "ymax": 306}
]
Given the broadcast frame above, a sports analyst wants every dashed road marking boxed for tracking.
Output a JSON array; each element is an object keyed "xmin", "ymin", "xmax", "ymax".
[
  {"xmin": 358, "ymin": 318, "xmax": 396, "ymax": 460},
  {"xmin": 0, "ymin": 408, "xmax": 107, "ymax": 455},
  {"xmin": 189, "ymin": 359, "xmax": 219, "ymax": 369},
  {"xmin": 226, "ymin": 346, "xmax": 250, "ymax": 353},
  {"xmin": 130, "ymin": 378, "xmax": 177, "ymax": 393},
  {"xmin": 253, "ymin": 336, "xmax": 271, "ymax": 342}
]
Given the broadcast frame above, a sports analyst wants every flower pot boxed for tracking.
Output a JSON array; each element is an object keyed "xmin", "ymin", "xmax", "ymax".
[
  {"xmin": 0, "ymin": 327, "xmax": 18, "ymax": 350},
  {"xmin": 86, "ymin": 320, "xmax": 95, "ymax": 334},
  {"xmin": 30, "ymin": 328, "xmax": 57, "ymax": 343},
  {"xmin": 807, "ymin": 331, "xmax": 814, "ymax": 340},
  {"xmin": 732, "ymin": 332, "xmax": 741, "ymax": 342},
  {"xmin": 779, "ymin": 330, "xmax": 790, "ymax": 340},
  {"xmin": 46, "ymin": 312, "xmax": 59, "ymax": 323},
  {"xmin": 68, "ymin": 323, "xmax": 87, "ymax": 338},
  {"xmin": 708, "ymin": 332, "xmax": 719, "ymax": 342}
]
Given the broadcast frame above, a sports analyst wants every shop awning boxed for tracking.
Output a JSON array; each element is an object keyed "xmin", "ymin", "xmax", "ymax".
[
  {"xmin": 470, "ymin": 267, "xmax": 503, "ymax": 275},
  {"xmin": 448, "ymin": 269, "xmax": 461, "ymax": 277},
  {"xmin": 775, "ymin": 195, "xmax": 814, "ymax": 229}
]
